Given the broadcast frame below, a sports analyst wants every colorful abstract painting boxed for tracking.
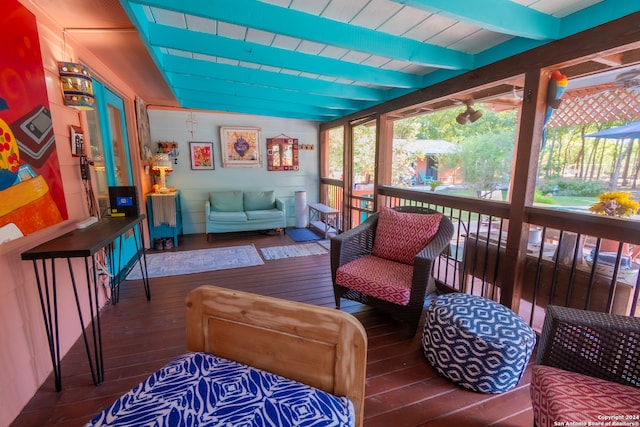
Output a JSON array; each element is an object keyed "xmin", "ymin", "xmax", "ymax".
[
  {"xmin": 0, "ymin": 0, "xmax": 68, "ymax": 244},
  {"xmin": 219, "ymin": 126, "xmax": 261, "ymax": 168}
]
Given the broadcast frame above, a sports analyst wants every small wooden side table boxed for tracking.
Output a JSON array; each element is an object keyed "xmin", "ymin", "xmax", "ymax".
[
  {"xmin": 308, "ymin": 203, "xmax": 339, "ymax": 238},
  {"xmin": 147, "ymin": 191, "xmax": 182, "ymax": 247}
]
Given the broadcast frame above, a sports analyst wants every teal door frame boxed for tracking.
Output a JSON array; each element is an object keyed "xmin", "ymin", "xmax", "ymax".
[{"xmin": 92, "ymin": 81, "xmax": 139, "ymax": 278}]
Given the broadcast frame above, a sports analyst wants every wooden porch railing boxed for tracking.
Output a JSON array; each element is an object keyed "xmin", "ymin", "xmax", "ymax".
[{"xmin": 320, "ymin": 180, "xmax": 640, "ymax": 331}]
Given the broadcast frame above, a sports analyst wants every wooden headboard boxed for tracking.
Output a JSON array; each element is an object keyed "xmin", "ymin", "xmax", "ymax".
[{"xmin": 185, "ymin": 285, "xmax": 368, "ymax": 427}]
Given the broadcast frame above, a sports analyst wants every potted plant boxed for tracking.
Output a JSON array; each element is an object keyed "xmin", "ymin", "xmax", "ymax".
[
  {"xmin": 588, "ymin": 191, "xmax": 640, "ymax": 264},
  {"xmin": 589, "ymin": 191, "xmax": 640, "ymax": 218}
]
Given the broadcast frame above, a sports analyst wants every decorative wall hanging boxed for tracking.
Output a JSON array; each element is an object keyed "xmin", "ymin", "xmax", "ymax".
[
  {"xmin": 267, "ymin": 134, "xmax": 299, "ymax": 171},
  {"xmin": 190, "ymin": 142, "xmax": 214, "ymax": 170},
  {"xmin": 542, "ymin": 70, "xmax": 568, "ymax": 147},
  {"xmin": 0, "ymin": 0, "xmax": 67, "ymax": 244},
  {"xmin": 135, "ymin": 96, "xmax": 153, "ymax": 161},
  {"xmin": 186, "ymin": 112, "xmax": 198, "ymax": 139},
  {"xmin": 157, "ymin": 141, "xmax": 179, "ymax": 164},
  {"xmin": 220, "ymin": 126, "xmax": 261, "ymax": 168}
]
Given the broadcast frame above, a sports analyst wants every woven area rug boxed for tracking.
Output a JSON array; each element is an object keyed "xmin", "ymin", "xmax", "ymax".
[
  {"xmin": 126, "ymin": 244, "xmax": 264, "ymax": 280},
  {"xmin": 260, "ymin": 242, "xmax": 328, "ymax": 260},
  {"xmin": 317, "ymin": 240, "xmax": 331, "ymax": 250}
]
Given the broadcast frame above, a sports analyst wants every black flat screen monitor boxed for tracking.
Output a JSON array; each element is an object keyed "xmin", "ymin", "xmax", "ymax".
[{"xmin": 108, "ymin": 186, "xmax": 139, "ymax": 217}]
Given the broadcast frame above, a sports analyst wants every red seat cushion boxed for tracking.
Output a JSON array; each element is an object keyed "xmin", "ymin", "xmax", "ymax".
[
  {"xmin": 530, "ymin": 365, "xmax": 640, "ymax": 427},
  {"xmin": 336, "ymin": 255, "xmax": 413, "ymax": 305},
  {"xmin": 372, "ymin": 207, "xmax": 443, "ymax": 265}
]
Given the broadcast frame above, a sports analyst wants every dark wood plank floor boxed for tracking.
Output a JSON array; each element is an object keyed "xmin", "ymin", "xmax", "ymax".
[{"xmin": 12, "ymin": 231, "xmax": 535, "ymax": 426}]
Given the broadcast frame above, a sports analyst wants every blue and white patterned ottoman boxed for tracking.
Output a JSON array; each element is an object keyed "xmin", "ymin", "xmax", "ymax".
[{"xmin": 421, "ymin": 293, "xmax": 536, "ymax": 394}]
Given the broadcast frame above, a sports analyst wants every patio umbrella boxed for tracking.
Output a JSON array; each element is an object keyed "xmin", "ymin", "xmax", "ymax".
[{"xmin": 585, "ymin": 121, "xmax": 640, "ymax": 139}]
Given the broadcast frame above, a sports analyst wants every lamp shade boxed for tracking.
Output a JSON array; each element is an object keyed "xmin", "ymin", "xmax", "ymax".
[
  {"xmin": 58, "ymin": 62, "xmax": 95, "ymax": 110},
  {"xmin": 151, "ymin": 153, "xmax": 172, "ymax": 172},
  {"xmin": 151, "ymin": 153, "xmax": 172, "ymax": 192}
]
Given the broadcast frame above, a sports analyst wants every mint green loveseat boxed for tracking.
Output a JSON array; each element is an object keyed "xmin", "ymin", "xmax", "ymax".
[{"xmin": 205, "ymin": 190, "xmax": 286, "ymax": 236}]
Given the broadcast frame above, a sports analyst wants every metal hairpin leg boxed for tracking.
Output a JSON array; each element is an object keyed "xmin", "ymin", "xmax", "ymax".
[
  {"xmin": 133, "ymin": 224, "xmax": 151, "ymax": 300},
  {"xmin": 31, "ymin": 255, "xmax": 105, "ymax": 391},
  {"xmin": 109, "ymin": 224, "xmax": 150, "ymax": 304}
]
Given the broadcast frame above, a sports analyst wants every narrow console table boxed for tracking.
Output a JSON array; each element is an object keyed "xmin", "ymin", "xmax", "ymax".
[{"xmin": 21, "ymin": 215, "xmax": 150, "ymax": 391}]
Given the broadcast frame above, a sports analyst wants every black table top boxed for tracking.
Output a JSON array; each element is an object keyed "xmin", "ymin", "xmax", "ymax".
[{"xmin": 21, "ymin": 215, "xmax": 145, "ymax": 260}]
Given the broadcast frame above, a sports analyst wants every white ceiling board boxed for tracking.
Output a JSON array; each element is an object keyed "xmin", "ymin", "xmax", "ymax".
[
  {"xmin": 185, "ymin": 15, "xmax": 217, "ymax": 33},
  {"xmin": 322, "ymin": 0, "xmax": 369, "ymax": 22},
  {"xmin": 272, "ymin": 34, "xmax": 303, "ymax": 50},
  {"xmin": 217, "ymin": 22, "xmax": 248, "ymax": 40},
  {"xmin": 289, "ymin": 0, "xmax": 331, "ymax": 15},
  {"xmin": 406, "ymin": 15, "xmax": 458, "ymax": 44},
  {"xmin": 149, "ymin": 7, "xmax": 185, "ymax": 27},
  {"xmin": 378, "ymin": 7, "xmax": 432, "ymax": 37},
  {"xmin": 246, "ymin": 28, "xmax": 277, "ymax": 45},
  {"xmin": 349, "ymin": 0, "xmax": 404, "ymax": 28}
]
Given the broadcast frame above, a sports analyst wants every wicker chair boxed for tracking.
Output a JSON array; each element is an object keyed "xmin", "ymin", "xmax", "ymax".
[
  {"xmin": 531, "ymin": 305, "xmax": 640, "ymax": 426},
  {"xmin": 330, "ymin": 206, "xmax": 454, "ymax": 336}
]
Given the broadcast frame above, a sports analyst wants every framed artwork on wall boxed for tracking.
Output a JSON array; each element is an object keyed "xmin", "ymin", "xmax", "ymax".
[
  {"xmin": 135, "ymin": 96, "xmax": 153, "ymax": 161},
  {"xmin": 0, "ymin": 0, "xmax": 68, "ymax": 245},
  {"xmin": 189, "ymin": 142, "xmax": 214, "ymax": 170},
  {"xmin": 219, "ymin": 126, "xmax": 261, "ymax": 168},
  {"xmin": 267, "ymin": 135, "xmax": 299, "ymax": 171}
]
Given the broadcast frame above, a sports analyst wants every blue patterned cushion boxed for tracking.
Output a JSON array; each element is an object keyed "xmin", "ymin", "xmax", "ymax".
[
  {"xmin": 421, "ymin": 293, "xmax": 536, "ymax": 394},
  {"xmin": 86, "ymin": 352, "xmax": 354, "ymax": 426}
]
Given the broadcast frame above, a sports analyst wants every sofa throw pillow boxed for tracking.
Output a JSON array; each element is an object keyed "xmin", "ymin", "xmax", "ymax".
[
  {"xmin": 244, "ymin": 191, "xmax": 276, "ymax": 211},
  {"xmin": 372, "ymin": 207, "xmax": 443, "ymax": 265},
  {"xmin": 210, "ymin": 191, "xmax": 244, "ymax": 212}
]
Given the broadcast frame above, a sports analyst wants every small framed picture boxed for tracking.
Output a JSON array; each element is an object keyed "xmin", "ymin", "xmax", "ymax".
[
  {"xmin": 219, "ymin": 126, "xmax": 262, "ymax": 168},
  {"xmin": 189, "ymin": 142, "xmax": 214, "ymax": 170}
]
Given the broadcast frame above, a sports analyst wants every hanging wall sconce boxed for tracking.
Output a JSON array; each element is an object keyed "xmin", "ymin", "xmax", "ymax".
[
  {"xmin": 58, "ymin": 31, "xmax": 95, "ymax": 110},
  {"xmin": 456, "ymin": 101, "xmax": 482, "ymax": 125},
  {"xmin": 58, "ymin": 62, "xmax": 96, "ymax": 110}
]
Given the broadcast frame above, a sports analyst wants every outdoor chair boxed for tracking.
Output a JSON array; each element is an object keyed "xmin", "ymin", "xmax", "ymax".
[
  {"xmin": 531, "ymin": 305, "xmax": 640, "ymax": 427},
  {"xmin": 330, "ymin": 206, "xmax": 454, "ymax": 336}
]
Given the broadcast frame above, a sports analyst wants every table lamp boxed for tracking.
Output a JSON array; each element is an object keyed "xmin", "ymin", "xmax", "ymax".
[{"xmin": 151, "ymin": 153, "xmax": 172, "ymax": 193}]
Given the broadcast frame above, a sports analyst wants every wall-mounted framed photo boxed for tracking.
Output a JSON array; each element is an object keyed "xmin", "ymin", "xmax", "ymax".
[
  {"xmin": 189, "ymin": 142, "xmax": 214, "ymax": 170},
  {"xmin": 267, "ymin": 135, "xmax": 299, "ymax": 171},
  {"xmin": 219, "ymin": 126, "xmax": 262, "ymax": 168}
]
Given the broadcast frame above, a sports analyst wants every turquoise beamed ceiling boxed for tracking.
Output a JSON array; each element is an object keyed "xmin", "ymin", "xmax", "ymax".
[{"xmin": 119, "ymin": 0, "xmax": 640, "ymax": 122}]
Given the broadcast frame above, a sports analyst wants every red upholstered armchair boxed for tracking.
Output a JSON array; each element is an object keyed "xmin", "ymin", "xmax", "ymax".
[
  {"xmin": 330, "ymin": 206, "xmax": 454, "ymax": 336},
  {"xmin": 531, "ymin": 305, "xmax": 640, "ymax": 427}
]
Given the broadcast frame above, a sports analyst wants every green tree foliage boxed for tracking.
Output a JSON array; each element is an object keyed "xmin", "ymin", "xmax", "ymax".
[
  {"xmin": 352, "ymin": 123, "xmax": 376, "ymax": 183},
  {"xmin": 454, "ymin": 131, "xmax": 515, "ymax": 196},
  {"xmin": 392, "ymin": 105, "xmax": 518, "ymax": 194},
  {"xmin": 540, "ymin": 119, "xmax": 640, "ymax": 191},
  {"xmin": 327, "ymin": 127, "xmax": 344, "ymax": 179}
]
